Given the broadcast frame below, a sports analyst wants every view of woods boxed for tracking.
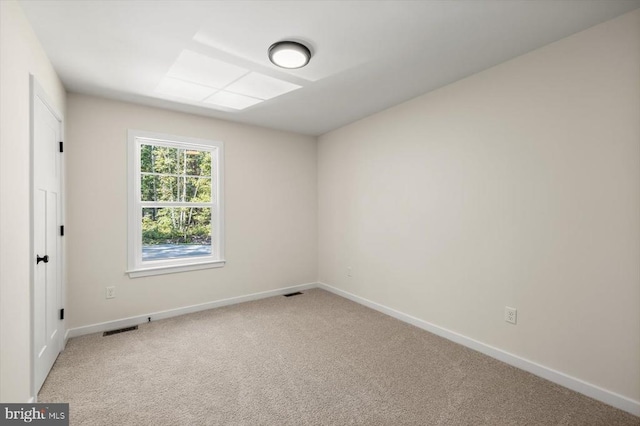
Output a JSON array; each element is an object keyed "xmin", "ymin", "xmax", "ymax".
[{"xmin": 140, "ymin": 144, "xmax": 213, "ymax": 246}]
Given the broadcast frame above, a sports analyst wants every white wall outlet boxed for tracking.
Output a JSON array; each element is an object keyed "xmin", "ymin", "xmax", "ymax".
[
  {"xmin": 106, "ymin": 286, "xmax": 116, "ymax": 299},
  {"xmin": 347, "ymin": 266, "xmax": 352, "ymax": 277},
  {"xmin": 505, "ymin": 306, "xmax": 517, "ymax": 324}
]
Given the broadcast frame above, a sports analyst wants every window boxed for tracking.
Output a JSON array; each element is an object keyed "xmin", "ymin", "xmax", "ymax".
[{"xmin": 127, "ymin": 130, "xmax": 224, "ymax": 277}]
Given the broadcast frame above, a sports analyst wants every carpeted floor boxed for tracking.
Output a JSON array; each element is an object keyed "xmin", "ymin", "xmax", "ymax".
[{"xmin": 39, "ymin": 289, "xmax": 639, "ymax": 425}]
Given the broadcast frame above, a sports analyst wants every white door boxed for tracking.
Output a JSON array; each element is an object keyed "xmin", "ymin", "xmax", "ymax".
[{"xmin": 32, "ymin": 79, "xmax": 63, "ymax": 393}]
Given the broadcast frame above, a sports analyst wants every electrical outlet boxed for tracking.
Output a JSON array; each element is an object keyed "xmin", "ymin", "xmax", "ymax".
[
  {"xmin": 106, "ymin": 286, "xmax": 115, "ymax": 299},
  {"xmin": 347, "ymin": 267, "xmax": 352, "ymax": 277},
  {"xmin": 505, "ymin": 306, "xmax": 517, "ymax": 324}
]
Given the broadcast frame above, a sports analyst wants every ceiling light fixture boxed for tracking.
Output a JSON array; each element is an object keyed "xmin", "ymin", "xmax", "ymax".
[{"xmin": 268, "ymin": 41, "xmax": 311, "ymax": 69}]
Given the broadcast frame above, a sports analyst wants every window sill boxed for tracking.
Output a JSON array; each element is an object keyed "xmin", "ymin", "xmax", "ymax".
[{"xmin": 127, "ymin": 259, "xmax": 226, "ymax": 278}]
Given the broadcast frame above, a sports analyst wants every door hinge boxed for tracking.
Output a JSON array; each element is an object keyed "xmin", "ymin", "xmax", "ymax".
[
  {"xmin": 60, "ymin": 225, "xmax": 64, "ymax": 236},
  {"xmin": 59, "ymin": 141, "xmax": 64, "ymax": 153},
  {"xmin": 59, "ymin": 308, "xmax": 64, "ymax": 320}
]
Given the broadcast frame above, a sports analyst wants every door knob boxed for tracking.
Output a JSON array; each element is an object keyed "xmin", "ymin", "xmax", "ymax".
[{"xmin": 36, "ymin": 254, "xmax": 49, "ymax": 264}]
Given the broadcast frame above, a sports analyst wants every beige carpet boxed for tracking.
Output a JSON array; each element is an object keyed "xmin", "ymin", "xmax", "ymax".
[{"xmin": 39, "ymin": 289, "xmax": 639, "ymax": 425}]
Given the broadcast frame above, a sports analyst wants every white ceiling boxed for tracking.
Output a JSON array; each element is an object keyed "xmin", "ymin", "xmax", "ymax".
[{"xmin": 19, "ymin": 0, "xmax": 640, "ymax": 136}]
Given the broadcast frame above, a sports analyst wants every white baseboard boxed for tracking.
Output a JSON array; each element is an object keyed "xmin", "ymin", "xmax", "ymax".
[
  {"xmin": 63, "ymin": 328, "xmax": 70, "ymax": 348},
  {"xmin": 66, "ymin": 282, "xmax": 316, "ymax": 339},
  {"xmin": 28, "ymin": 396, "xmax": 35, "ymax": 403},
  {"xmin": 317, "ymin": 282, "xmax": 640, "ymax": 417}
]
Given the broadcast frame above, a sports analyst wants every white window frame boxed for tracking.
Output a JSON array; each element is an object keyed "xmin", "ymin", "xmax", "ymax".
[{"xmin": 127, "ymin": 130, "xmax": 225, "ymax": 278}]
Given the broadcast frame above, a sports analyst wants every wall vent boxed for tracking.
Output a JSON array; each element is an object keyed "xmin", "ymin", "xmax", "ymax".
[{"xmin": 103, "ymin": 325, "xmax": 138, "ymax": 336}]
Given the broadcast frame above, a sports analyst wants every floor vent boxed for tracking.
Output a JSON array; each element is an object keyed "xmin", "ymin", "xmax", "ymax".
[
  {"xmin": 283, "ymin": 292, "xmax": 303, "ymax": 297},
  {"xmin": 103, "ymin": 325, "xmax": 138, "ymax": 336}
]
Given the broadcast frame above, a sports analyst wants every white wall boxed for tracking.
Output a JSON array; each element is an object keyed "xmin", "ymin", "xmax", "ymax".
[
  {"xmin": 0, "ymin": 0, "xmax": 66, "ymax": 402},
  {"xmin": 65, "ymin": 94, "xmax": 317, "ymax": 329},
  {"xmin": 318, "ymin": 9, "xmax": 640, "ymax": 404}
]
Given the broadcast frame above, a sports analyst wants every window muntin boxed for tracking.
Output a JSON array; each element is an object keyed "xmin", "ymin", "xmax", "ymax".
[{"xmin": 127, "ymin": 130, "xmax": 224, "ymax": 277}]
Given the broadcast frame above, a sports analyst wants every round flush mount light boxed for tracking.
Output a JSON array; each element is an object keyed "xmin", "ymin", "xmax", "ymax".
[{"xmin": 268, "ymin": 41, "xmax": 311, "ymax": 69}]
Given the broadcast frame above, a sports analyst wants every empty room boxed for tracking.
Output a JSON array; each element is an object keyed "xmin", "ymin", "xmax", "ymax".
[{"xmin": 1, "ymin": 0, "xmax": 639, "ymax": 424}]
